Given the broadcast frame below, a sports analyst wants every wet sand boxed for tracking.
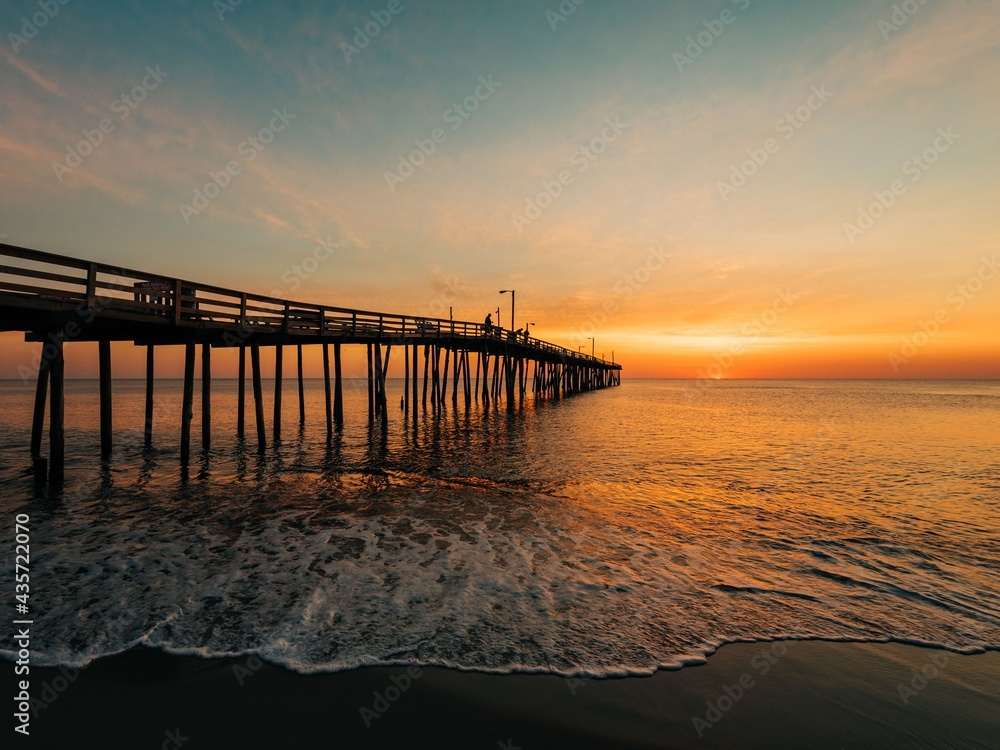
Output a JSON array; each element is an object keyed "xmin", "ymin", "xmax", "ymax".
[{"xmin": 14, "ymin": 641, "xmax": 999, "ymax": 749}]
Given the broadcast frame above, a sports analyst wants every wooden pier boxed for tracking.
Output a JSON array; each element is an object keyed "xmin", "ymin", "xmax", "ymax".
[{"xmin": 0, "ymin": 243, "xmax": 622, "ymax": 484}]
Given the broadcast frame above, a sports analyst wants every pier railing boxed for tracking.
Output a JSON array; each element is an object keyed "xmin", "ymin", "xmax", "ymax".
[{"xmin": 0, "ymin": 243, "xmax": 617, "ymax": 367}]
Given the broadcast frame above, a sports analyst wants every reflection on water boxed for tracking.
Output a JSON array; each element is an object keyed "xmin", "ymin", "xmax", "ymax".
[{"xmin": 0, "ymin": 379, "xmax": 998, "ymax": 675}]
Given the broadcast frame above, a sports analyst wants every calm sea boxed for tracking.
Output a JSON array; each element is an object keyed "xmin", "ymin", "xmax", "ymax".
[{"xmin": 1, "ymin": 379, "xmax": 998, "ymax": 675}]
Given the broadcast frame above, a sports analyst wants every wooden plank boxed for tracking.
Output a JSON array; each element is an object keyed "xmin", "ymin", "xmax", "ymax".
[
  {"xmin": 86, "ymin": 263, "xmax": 97, "ymax": 311},
  {"xmin": 0, "ymin": 264, "xmax": 86, "ymax": 286},
  {"xmin": 0, "ymin": 243, "xmax": 91, "ymax": 269},
  {"xmin": 174, "ymin": 279, "xmax": 182, "ymax": 325},
  {"xmin": 0, "ymin": 280, "xmax": 86, "ymax": 298}
]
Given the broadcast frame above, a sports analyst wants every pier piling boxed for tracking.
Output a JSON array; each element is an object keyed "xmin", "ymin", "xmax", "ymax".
[
  {"xmin": 48, "ymin": 336, "xmax": 64, "ymax": 484},
  {"xmin": 144, "ymin": 345, "xmax": 154, "ymax": 447},
  {"xmin": 202, "ymin": 343, "xmax": 211, "ymax": 451},
  {"xmin": 237, "ymin": 346, "xmax": 246, "ymax": 439},
  {"xmin": 297, "ymin": 344, "xmax": 305, "ymax": 426},
  {"xmin": 30, "ymin": 352, "xmax": 49, "ymax": 458},
  {"xmin": 250, "ymin": 343, "xmax": 266, "ymax": 454},
  {"xmin": 323, "ymin": 343, "xmax": 332, "ymax": 436},
  {"xmin": 333, "ymin": 342, "xmax": 344, "ymax": 425},
  {"xmin": 2, "ymin": 243, "xmax": 622, "ymax": 484},
  {"xmin": 273, "ymin": 344, "xmax": 283, "ymax": 441},
  {"xmin": 99, "ymin": 339, "xmax": 112, "ymax": 461},
  {"xmin": 180, "ymin": 340, "xmax": 195, "ymax": 467}
]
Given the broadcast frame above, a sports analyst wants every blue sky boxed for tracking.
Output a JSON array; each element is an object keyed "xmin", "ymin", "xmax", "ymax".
[{"xmin": 1, "ymin": 0, "xmax": 998, "ymax": 377}]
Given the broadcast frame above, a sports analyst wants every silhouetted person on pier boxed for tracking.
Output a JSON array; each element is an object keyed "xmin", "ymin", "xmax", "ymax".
[{"xmin": 484, "ymin": 312, "xmax": 493, "ymax": 334}]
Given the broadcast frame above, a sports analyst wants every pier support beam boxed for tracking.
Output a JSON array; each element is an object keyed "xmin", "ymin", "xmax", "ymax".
[
  {"xmin": 48, "ymin": 337, "xmax": 64, "ymax": 484},
  {"xmin": 411, "ymin": 343, "xmax": 418, "ymax": 418},
  {"xmin": 180, "ymin": 340, "xmax": 195, "ymax": 467},
  {"xmin": 201, "ymin": 343, "xmax": 211, "ymax": 451},
  {"xmin": 144, "ymin": 345, "xmax": 154, "ymax": 447},
  {"xmin": 99, "ymin": 339, "xmax": 112, "ymax": 461},
  {"xmin": 273, "ymin": 344, "xmax": 283, "ymax": 441},
  {"xmin": 475, "ymin": 352, "xmax": 481, "ymax": 404},
  {"xmin": 323, "ymin": 343, "xmax": 332, "ymax": 436},
  {"xmin": 373, "ymin": 344, "xmax": 383, "ymax": 418},
  {"xmin": 297, "ymin": 344, "xmax": 305, "ymax": 426},
  {"xmin": 237, "ymin": 346, "xmax": 246, "ymax": 439},
  {"xmin": 422, "ymin": 345, "xmax": 430, "ymax": 408},
  {"xmin": 30, "ymin": 351, "xmax": 49, "ymax": 458},
  {"xmin": 367, "ymin": 344, "xmax": 375, "ymax": 422},
  {"xmin": 250, "ymin": 344, "xmax": 266, "ymax": 453},
  {"xmin": 333, "ymin": 343, "xmax": 344, "ymax": 425},
  {"xmin": 375, "ymin": 344, "xmax": 390, "ymax": 421},
  {"xmin": 441, "ymin": 347, "xmax": 450, "ymax": 405}
]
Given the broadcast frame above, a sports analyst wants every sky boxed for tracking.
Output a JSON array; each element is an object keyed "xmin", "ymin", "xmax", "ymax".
[{"xmin": 1, "ymin": 0, "xmax": 998, "ymax": 379}]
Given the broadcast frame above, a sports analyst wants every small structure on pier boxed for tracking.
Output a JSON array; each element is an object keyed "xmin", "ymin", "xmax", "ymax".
[{"xmin": 0, "ymin": 243, "xmax": 622, "ymax": 484}]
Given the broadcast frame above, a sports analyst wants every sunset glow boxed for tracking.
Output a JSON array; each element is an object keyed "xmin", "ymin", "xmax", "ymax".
[{"xmin": 1, "ymin": 0, "xmax": 997, "ymax": 379}]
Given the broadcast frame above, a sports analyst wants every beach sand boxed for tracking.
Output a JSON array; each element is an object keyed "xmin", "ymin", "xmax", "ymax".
[{"xmin": 16, "ymin": 641, "xmax": 998, "ymax": 749}]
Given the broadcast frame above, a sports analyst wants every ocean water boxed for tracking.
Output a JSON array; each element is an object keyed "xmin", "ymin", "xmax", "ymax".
[{"xmin": 1, "ymin": 378, "xmax": 998, "ymax": 676}]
